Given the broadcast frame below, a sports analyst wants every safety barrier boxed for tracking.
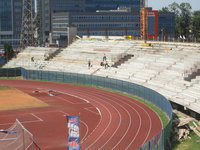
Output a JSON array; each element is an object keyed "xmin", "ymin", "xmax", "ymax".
[{"xmin": 0, "ymin": 67, "xmax": 21, "ymax": 77}]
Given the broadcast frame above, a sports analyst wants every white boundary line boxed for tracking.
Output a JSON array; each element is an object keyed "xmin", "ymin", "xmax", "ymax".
[
  {"xmin": 96, "ymin": 107, "xmax": 102, "ymax": 116},
  {"xmin": 0, "ymin": 138, "xmax": 18, "ymax": 141},
  {"xmin": 54, "ymin": 90, "xmax": 90, "ymax": 104},
  {"xmin": 0, "ymin": 113, "xmax": 43, "ymax": 126},
  {"xmin": 57, "ymin": 87, "xmax": 154, "ymax": 150},
  {"xmin": 84, "ymin": 107, "xmax": 100, "ymax": 116},
  {"xmin": 31, "ymin": 113, "xmax": 43, "ymax": 122}
]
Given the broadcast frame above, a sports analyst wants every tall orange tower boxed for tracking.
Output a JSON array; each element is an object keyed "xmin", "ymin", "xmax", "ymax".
[{"xmin": 140, "ymin": 0, "xmax": 147, "ymax": 43}]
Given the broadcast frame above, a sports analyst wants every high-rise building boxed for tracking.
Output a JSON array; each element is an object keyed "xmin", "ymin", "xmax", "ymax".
[
  {"xmin": 0, "ymin": 0, "xmax": 24, "ymax": 50},
  {"xmin": 85, "ymin": 0, "xmax": 141, "ymax": 12},
  {"xmin": 0, "ymin": 0, "xmax": 41, "ymax": 50},
  {"xmin": 42, "ymin": 0, "xmax": 143, "ymax": 44},
  {"xmin": 0, "ymin": 0, "xmax": 14, "ymax": 49},
  {"xmin": 51, "ymin": 8, "xmax": 140, "ymax": 46}
]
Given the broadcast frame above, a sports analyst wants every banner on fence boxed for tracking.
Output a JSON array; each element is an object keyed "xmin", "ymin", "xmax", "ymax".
[{"xmin": 66, "ymin": 115, "xmax": 80, "ymax": 150}]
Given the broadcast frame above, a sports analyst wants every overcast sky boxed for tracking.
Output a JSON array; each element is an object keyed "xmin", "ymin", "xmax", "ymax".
[{"xmin": 148, "ymin": 0, "xmax": 200, "ymax": 11}]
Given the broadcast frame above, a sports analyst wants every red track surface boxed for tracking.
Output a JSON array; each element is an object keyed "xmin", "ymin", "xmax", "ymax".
[{"xmin": 0, "ymin": 79, "xmax": 162, "ymax": 150}]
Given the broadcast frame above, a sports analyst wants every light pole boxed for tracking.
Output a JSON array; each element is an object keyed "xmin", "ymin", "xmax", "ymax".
[{"xmin": 161, "ymin": 28, "xmax": 164, "ymax": 41}]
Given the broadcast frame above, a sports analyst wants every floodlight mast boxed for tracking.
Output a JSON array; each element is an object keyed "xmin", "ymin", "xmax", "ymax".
[
  {"xmin": 20, "ymin": 0, "xmax": 42, "ymax": 49},
  {"xmin": 20, "ymin": 0, "xmax": 34, "ymax": 49}
]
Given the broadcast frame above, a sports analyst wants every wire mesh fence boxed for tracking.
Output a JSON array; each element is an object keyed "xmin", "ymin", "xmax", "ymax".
[{"xmin": 0, "ymin": 119, "xmax": 39, "ymax": 150}]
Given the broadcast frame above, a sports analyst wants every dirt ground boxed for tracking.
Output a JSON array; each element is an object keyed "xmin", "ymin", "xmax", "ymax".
[{"xmin": 0, "ymin": 89, "xmax": 48, "ymax": 111}]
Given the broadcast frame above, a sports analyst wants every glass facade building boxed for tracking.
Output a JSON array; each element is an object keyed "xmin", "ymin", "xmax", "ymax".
[
  {"xmin": 158, "ymin": 12, "xmax": 175, "ymax": 39},
  {"xmin": 0, "ymin": 0, "xmax": 13, "ymax": 50},
  {"xmin": 43, "ymin": 0, "xmax": 142, "ymax": 43},
  {"xmin": 85, "ymin": 0, "xmax": 141, "ymax": 12},
  {"xmin": 0, "ymin": 0, "xmax": 39, "ymax": 49},
  {"xmin": 0, "ymin": 0, "xmax": 23, "ymax": 50},
  {"xmin": 0, "ymin": 0, "xmax": 12, "ymax": 32}
]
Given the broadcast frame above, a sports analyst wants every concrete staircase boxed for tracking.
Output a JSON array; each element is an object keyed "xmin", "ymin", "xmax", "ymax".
[
  {"xmin": 45, "ymin": 48, "xmax": 63, "ymax": 61},
  {"xmin": 112, "ymin": 54, "xmax": 134, "ymax": 68}
]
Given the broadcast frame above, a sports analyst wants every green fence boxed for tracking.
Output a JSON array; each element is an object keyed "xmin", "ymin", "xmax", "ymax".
[
  {"xmin": 0, "ymin": 67, "xmax": 21, "ymax": 77},
  {"xmin": 0, "ymin": 68, "xmax": 173, "ymax": 150}
]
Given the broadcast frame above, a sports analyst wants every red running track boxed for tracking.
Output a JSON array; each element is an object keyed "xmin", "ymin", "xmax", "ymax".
[{"xmin": 0, "ymin": 79, "xmax": 162, "ymax": 150}]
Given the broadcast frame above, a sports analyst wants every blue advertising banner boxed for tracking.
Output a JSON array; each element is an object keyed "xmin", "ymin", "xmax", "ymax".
[{"xmin": 66, "ymin": 115, "xmax": 80, "ymax": 150}]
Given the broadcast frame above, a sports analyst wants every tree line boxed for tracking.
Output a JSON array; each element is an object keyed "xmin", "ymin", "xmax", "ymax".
[{"xmin": 160, "ymin": 2, "xmax": 200, "ymax": 40}]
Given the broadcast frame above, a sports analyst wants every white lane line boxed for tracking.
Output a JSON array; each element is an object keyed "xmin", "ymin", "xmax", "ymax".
[
  {"xmin": 91, "ymin": 92, "xmax": 133, "ymax": 150},
  {"xmin": 96, "ymin": 107, "xmax": 101, "ymax": 116},
  {"xmin": 59, "ymin": 90, "xmax": 109, "ymax": 149},
  {"xmin": 0, "ymin": 110, "xmax": 60, "ymax": 117},
  {"xmin": 102, "ymin": 92, "xmax": 153, "ymax": 150},
  {"xmin": 51, "ymin": 90, "xmax": 104, "ymax": 146},
  {"xmin": 85, "ymin": 102, "xmax": 111, "ymax": 150},
  {"xmin": 98, "ymin": 98, "xmax": 122, "ymax": 149},
  {"xmin": 54, "ymin": 91, "xmax": 104, "ymax": 143},
  {"xmin": 59, "ymin": 89, "xmax": 117, "ymax": 150},
  {"xmin": 141, "ymin": 109, "xmax": 152, "ymax": 145},
  {"xmin": 55, "ymin": 96, "xmax": 74, "ymax": 104},
  {"xmin": 52, "ymin": 88, "xmax": 154, "ymax": 150},
  {"xmin": 65, "ymin": 88, "xmax": 142, "ymax": 150},
  {"xmin": 80, "ymin": 120, "xmax": 89, "ymax": 143},
  {"xmin": 34, "ymin": 110, "xmax": 62, "ymax": 115},
  {"xmin": 31, "ymin": 113, "xmax": 43, "ymax": 122},
  {"xmin": 0, "ymin": 120, "xmax": 41, "ymax": 126},
  {"xmin": 54, "ymin": 90, "xmax": 90, "ymax": 104},
  {"xmin": 84, "ymin": 107, "xmax": 100, "ymax": 116}
]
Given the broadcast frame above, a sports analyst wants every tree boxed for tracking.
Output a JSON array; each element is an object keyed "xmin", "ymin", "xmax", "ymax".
[
  {"xmin": 4, "ymin": 43, "xmax": 14, "ymax": 62},
  {"xmin": 191, "ymin": 11, "xmax": 200, "ymax": 39},
  {"xmin": 168, "ymin": 2, "xmax": 180, "ymax": 15},
  {"xmin": 179, "ymin": 3, "xmax": 192, "ymax": 38},
  {"xmin": 159, "ymin": 7, "xmax": 170, "ymax": 13},
  {"xmin": 160, "ymin": 2, "xmax": 192, "ymax": 38}
]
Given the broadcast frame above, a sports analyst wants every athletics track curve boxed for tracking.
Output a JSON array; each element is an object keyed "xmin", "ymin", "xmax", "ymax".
[{"xmin": 0, "ymin": 79, "xmax": 162, "ymax": 150}]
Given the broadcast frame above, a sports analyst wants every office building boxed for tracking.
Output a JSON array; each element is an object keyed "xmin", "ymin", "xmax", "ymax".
[
  {"xmin": 158, "ymin": 12, "xmax": 175, "ymax": 40},
  {"xmin": 0, "ymin": 0, "xmax": 41, "ymax": 50},
  {"xmin": 0, "ymin": 0, "xmax": 23, "ymax": 50},
  {"xmin": 43, "ymin": 0, "xmax": 142, "ymax": 44},
  {"xmin": 51, "ymin": 8, "xmax": 140, "ymax": 46},
  {"xmin": 0, "ymin": 0, "xmax": 14, "ymax": 49}
]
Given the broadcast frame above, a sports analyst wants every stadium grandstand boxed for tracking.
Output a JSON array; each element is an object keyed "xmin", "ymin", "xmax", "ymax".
[{"xmin": 3, "ymin": 36, "xmax": 200, "ymax": 118}]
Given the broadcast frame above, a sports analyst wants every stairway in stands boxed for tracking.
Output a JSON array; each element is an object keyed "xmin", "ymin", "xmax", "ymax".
[
  {"xmin": 45, "ymin": 48, "xmax": 63, "ymax": 61},
  {"xmin": 185, "ymin": 69, "xmax": 200, "ymax": 82},
  {"xmin": 112, "ymin": 54, "xmax": 134, "ymax": 68}
]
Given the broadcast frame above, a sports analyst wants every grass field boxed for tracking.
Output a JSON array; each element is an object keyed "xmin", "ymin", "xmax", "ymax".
[{"xmin": 173, "ymin": 131, "xmax": 200, "ymax": 150}]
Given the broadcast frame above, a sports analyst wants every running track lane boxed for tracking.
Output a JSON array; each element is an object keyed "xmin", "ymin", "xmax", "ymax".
[{"xmin": 0, "ymin": 79, "xmax": 162, "ymax": 150}]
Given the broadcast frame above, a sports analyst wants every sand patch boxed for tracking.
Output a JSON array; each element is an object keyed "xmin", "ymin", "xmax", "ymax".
[{"xmin": 0, "ymin": 89, "xmax": 48, "ymax": 110}]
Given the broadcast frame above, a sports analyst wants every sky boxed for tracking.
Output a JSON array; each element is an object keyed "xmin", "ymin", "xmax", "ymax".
[{"xmin": 148, "ymin": 0, "xmax": 200, "ymax": 11}]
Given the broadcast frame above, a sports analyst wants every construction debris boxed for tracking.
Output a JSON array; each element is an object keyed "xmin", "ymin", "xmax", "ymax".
[
  {"xmin": 178, "ymin": 118, "xmax": 195, "ymax": 127},
  {"xmin": 173, "ymin": 110, "xmax": 200, "ymax": 140}
]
